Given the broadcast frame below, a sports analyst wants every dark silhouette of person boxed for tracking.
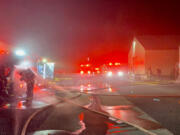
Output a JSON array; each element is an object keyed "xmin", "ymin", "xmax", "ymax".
[
  {"xmin": 0, "ymin": 51, "xmax": 20, "ymax": 104},
  {"xmin": 19, "ymin": 69, "xmax": 35, "ymax": 106},
  {"xmin": 148, "ymin": 67, "xmax": 153, "ymax": 80},
  {"xmin": 157, "ymin": 68, "xmax": 162, "ymax": 80},
  {"xmin": 0, "ymin": 65, "xmax": 8, "ymax": 97},
  {"xmin": 0, "ymin": 64, "xmax": 15, "ymax": 97}
]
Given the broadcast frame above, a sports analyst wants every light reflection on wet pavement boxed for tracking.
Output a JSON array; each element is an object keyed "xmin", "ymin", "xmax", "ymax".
[
  {"xmin": 27, "ymin": 103, "xmax": 146, "ymax": 135},
  {"xmin": 31, "ymin": 130, "xmax": 72, "ymax": 135},
  {"xmin": 54, "ymin": 83, "xmax": 160, "ymax": 131},
  {"xmin": 19, "ymin": 77, "xmax": 175, "ymax": 135},
  {"xmin": 82, "ymin": 93, "xmax": 162, "ymax": 134},
  {"xmin": 20, "ymin": 82, "xmax": 147, "ymax": 135},
  {"xmin": 75, "ymin": 82, "xmax": 165, "ymax": 134},
  {"xmin": 1, "ymin": 87, "xmax": 59, "ymax": 110},
  {"xmin": 64, "ymin": 82, "xmax": 116, "ymax": 94},
  {"xmin": 56, "ymin": 81, "xmax": 115, "ymax": 94},
  {"xmin": 102, "ymin": 105, "xmax": 162, "ymax": 130},
  {"xmin": 1, "ymin": 78, "xmax": 171, "ymax": 135}
]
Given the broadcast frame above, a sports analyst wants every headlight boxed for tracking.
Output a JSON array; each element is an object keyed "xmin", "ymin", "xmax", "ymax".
[
  {"xmin": 87, "ymin": 71, "xmax": 91, "ymax": 74},
  {"xmin": 107, "ymin": 71, "xmax": 113, "ymax": 77},
  {"xmin": 118, "ymin": 71, "xmax": 124, "ymax": 77},
  {"xmin": 80, "ymin": 71, "xmax": 84, "ymax": 75},
  {"xmin": 15, "ymin": 49, "xmax": 26, "ymax": 57}
]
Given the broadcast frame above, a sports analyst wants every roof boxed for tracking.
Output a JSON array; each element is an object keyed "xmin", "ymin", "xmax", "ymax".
[{"xmin": 135, "ymin": 35, "xmax": 180, "ymax": 50}]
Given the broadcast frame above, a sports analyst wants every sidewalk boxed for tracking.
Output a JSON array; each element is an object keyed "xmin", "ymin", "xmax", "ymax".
[{"xmin": 130, "ymin": 79, "xmax": 176, "ymax": 86}]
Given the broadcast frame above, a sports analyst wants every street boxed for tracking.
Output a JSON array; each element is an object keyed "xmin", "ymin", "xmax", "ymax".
[
  {"xmin": 0, "ymin": 76, "xmax": 180, "ymax": 135},
  {"xmin": 0, "ymin": 1, "xmax": 180, "ymax": 135},
  {"xmin": 53, "ymin": 76, "xmax": 180, "ymax": 135}
]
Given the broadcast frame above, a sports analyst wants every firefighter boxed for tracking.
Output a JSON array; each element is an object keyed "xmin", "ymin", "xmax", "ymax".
[
  {"xmin": 0, "ymin": 62, "xmax": 15, "ymax": 102},
  {"xmin": 19, "ymin": 69, "xmax": 35, "ymax": 106},
  {"xmin": 0, "ymin": 49, "xmax": 21, "ymax": 104},
  {"xmin": 0, "ymin": 65, "xmax": 7, "ymax": 98}
]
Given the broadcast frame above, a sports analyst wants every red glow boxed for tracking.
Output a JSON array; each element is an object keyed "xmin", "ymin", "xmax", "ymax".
[
  {"xmin": 79, "ymin": 112, "xmax": 84, "ymax": 121},
  {"xmin": 80, "ymin": 64, "xmax": 84, "ymax": 67},
  {"xmin": 3, "ymin": 104, "xmax": 10, "ymax": 109},
  {"xmin": 0, "ymin": 50, "xmax": 7, "ymax": 54},
  {"xmin": 132, "ymin": 56, "xmax": 145, "ymax": 66},
  {"xmin": 5, "ymin": 67, "xmax": 11, "ymax": 76},
  {"xmin": 105, "ymin": 122, "xmax": 130, "ymax": 134},
  {"xmin": 0, "ymin": 41, "xmax": 10, "ymax": 53},
  {"xmin": 17, "ymin": 101, "xmax": 23, "ymax": 109},
  {"xmin": 86, "ymin": 64, "xmax": 90, "ymax": 67},
  {"xmin": 20, "ymin": 84, "xmax": 23, "ymax": 88},
  {"xmin": 33, "ymin": 85, "xmax": 40, "ymax": 92},
  {"xmin": 103, "ymin": 105, "xmax": 161, "ymax": 130}
]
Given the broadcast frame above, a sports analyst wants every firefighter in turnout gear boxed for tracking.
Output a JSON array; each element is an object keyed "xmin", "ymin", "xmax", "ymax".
[
  {"xmin": 0, "ymin": 52, "xmax": 18, "ymax": 103},
  {"xmin": 19, "ymin": 69, "xmax": 35, "ymax": 106}
]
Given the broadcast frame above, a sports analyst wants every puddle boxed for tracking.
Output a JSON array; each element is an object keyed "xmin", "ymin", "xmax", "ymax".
[
  {"xmin": 77, "ymin": 111, "xmax": 140, "ymax": 135},
  {"xmin": 106, "ymin": 121, "xmax": 137, "ymax": 134},
  {"xmin": 78, "ymin": 83, "xmax": 116, "ymax": 94},
  {"xmin": 102, "ymin": 105, "xmax": 162, "ymax": 130},
  {"xmin": 31, "ymin": 130, "xmax": 72, "ymax": 135},
  {"xmin": 26, "ymin": 103, "xmax": 148, "ymax": 135}
]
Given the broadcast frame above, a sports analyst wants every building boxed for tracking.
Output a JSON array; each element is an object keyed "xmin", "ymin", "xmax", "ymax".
[{"xmin": 128, "ymin": 35, "xmax": 180, "ymax": 80}]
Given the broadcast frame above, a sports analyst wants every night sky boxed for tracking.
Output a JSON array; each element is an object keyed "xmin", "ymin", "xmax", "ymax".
[{"xmin": 0, "ymin": 0, "xmax": 180, "ymax": 71}]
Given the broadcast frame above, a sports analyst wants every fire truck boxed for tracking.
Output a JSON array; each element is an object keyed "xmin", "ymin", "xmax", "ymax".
[
  {"xmin": 101, "ymin": 62, "xmax": 128, "ymax": 78},
  {"xmin": 79, "ymin": 62, "xmax": 128, "ymax": 78},
  {"xmin": 37, "ymin": 59, "xmax": 55, "ymax": 79}
]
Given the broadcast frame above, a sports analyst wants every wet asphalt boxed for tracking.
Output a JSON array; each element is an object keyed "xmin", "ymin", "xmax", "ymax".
[
  {"xmin": 57, "ymin": 76, "xmax": 180, "ymax": 135},
  {"xmin": 26, "ymin": 103, "xmax": 110, "ymax": 135},
  {"xmin": 0, "ymin": 91, "xmax": 149, "ymax": 135},
  {"xmin": 127, "ymin": 97, "xmax": 180, "ymax": 135},
  {"xmin": 26, "ymin": 99, "xmax": 145, "ymax": 135},
  {"xmin": 0, "ymin": 76, "xmax": 180, "ymax": 135}
]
